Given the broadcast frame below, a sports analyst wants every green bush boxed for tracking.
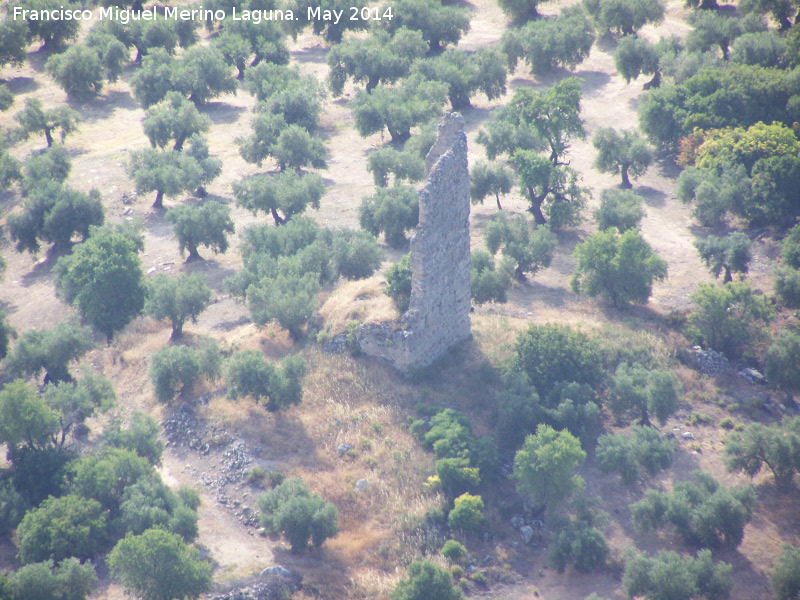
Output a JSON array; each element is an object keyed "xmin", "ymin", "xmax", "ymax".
[
  {"xmin": 149, "ymin": 345, "xmax": 201, "ymax": 404},
  {"xmin": 512, "ymin": 324, "xmax": 605, "ymax": 398},
  {"xmin": 571, "ymin": 227, "xmax": 667, "ymax": 309},
  {"xmin": 686, "ymin": 282, "xmax": 772, "ymax": 359},
  {"xmin": 441, "ymin": 540, "xmax": 468, "ymax": 564},
  {"xmin": 331, "ymin": 229, "xmax": 384, "ymax": 280},
  {"xmin": 771, "ymin": 544, "xmax": 800, "ymax": 600},
  {"xmin": 257, "ymin": 478, "xmax": 338, "ymax": 552},
  {"xmin": 594, "ymin": 189, "xmax": 645, "ymax": 232},
  {"xmin": 631, "ymin": 470, "xmax": 756, "ymax": 549},
  {"xmin": 764, "ymin": 329, "xmax": 800, "ymax": 390},
  {"xmin": 359, "ymin": 185, "xmax": 419, "ymax": 248},
  {"xmin": 7, "ymin": 558, "xmax": 97, "ymax": 600},
  {"xmin": 392, "ymin": 561, "xmax": 462, "ymax": 600},
  {"xmin": 16, "ymin": 494, "xmax": 109, "ymax": 564},
  {"xmin": 774, "ymin": 267, "xmax": 800, "ymax": 308},
  {"xmin": 471, "ymin": 249, "xmax": 512, "ymax": 305},
  {"xmin": 225, "ymin": 350, "xmax": 307, "ymax": 411},
  {"xmin": 385, "ymin": 254, "xmax": 412, "ymax": 312},
  {"xmin": 448, "ymin": 493, "xmax": 485, "ymax": 531},
  {"xmin": 105, "ymin": 411, "xmax": 164, "ymax": 466}
]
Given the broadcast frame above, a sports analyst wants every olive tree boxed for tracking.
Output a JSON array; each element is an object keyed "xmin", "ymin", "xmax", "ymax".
[
  {"xmin": 382, "ymin": 0, "xmax": 471, "ymax": 52},
  {"xmin": 327, "ymin": 28, "xmax": 427, "ymax": 96},
  {"xmin": 514, "ymin": 151, "xmax": 589, "ymax": 228},
  {"xmin": 166, "ymin": 201, "xmax": 235, "ymax": 262},
  {"xmin": 614, "ymin": 35, "xmax": 661, "ymax": 87},
  {"xmin": 108, "ymin": 528, "xmax": 212, "ymax": 600},
  {"xmin": 14, "ymin": 98, "xmax": 79, "ymax": 148},
  {"xmin": 694, "ymin": 232, "xmax": 752, "ymax": 283},
  {"xmin": 592, "ymin": 127, "xmax": 653, "ymax": 188},
  {"xmin": 257, "ymin": 478, "xmax": 338, "ymax": 551},
  {"xmin": 45, "ymin": 46, "xmax": 104, "ymax": 102},
  {"xmin": 501, "ymin": 7, "xmax": 595, "ymax": 76},
  {"xmin": 54, "ymin": 226, "xmax": 146, "ymax": 344},
  {"xmin": 686, "ymin": 282, "xmax": 772, "ymax": 358},
  {"xmin": 367, "ymin": 147, "xmax": 425, "ymax": 188},
  {"xmin": 571, "ymin": 228, "xmax": 667, "ymax": 308},
  {"xmin": 144, "ymin": 274, "xmax": 212, "ymax": 339},
  {"xmin": 5, "ymin": 319, "xmax": 94, "ymax": 384},
  {"xmin": 513, "ymin": 424, "xmax": 586, "ymax": 515},
  {"xmin": 233, "ymin": 170, "xmax": 324, "ymax": 225},
  {"xmin": 128, "ymin": 148, "xmax": 202, "ymax": 209},
  {"xmin": 411, "ymin": 48, "xmax": 508, "ymax": 110},
  {"xmin": 359, "ymin": 185, "xmax": 419, "ymax": 248},
  {"xmin": 226, "ymin": 351, "xmax": 308, "ymax": 409},
  {"xmin": 470, "ymin": 161, "xmax": 514, "ymax": 210},
  {"xmin": 142, "ymin": 92, "xmax": 211, "ymax": 151},
  {"xmin": 352, "ymin": 75, "xmax": 447, "ymax": 143},
  {"xmin": 484, "ymin": 211, "xmax": 556, "ymax": 279},
  {"xmin": 8, "ymin": 184, "xmax": 104, "ymax": 255}
]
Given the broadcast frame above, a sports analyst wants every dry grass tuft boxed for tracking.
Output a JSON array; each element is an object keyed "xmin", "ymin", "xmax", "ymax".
[{"xmin": 318, "ymin": 277, "xmax": 399, "ymax": 337}]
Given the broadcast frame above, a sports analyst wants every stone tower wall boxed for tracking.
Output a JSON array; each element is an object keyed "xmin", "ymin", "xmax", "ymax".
[{"xmin": 358, "ymin": 113, "xmax": 471, "ymax": 371}]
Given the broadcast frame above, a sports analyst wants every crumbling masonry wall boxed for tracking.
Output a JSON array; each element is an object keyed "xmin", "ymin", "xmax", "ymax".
[{"xmin": 358, "ymin": 113, "xmax": 471, "ymax": 371}]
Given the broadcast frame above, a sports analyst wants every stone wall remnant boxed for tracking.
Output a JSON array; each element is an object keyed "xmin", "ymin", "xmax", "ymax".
[{"xmin": 358, "ymin": 112, "xmax": 471, "ymax": 371}]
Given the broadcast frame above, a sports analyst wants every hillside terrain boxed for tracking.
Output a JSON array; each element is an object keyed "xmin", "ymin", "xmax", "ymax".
[{"xmin": 1, "ymin": 0, "xmax": 800, "ymax": 598}]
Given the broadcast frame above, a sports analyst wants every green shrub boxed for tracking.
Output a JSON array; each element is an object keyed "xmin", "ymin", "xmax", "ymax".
[
  {"xmin": 594, "ymin": 189, "xmax": 645, "ymax": 232},
  {"xmin": 512, "ymin": 324, "xmax": 605, "ymax": 398},
  {"xmin": 16, "ymin": 494, "xmax": 109, "ymax": 564},
  {"xmin": 441, "ymin": 540, "xmax": 468, "ymax": 564},
  {"xmin": 448, "ymin": 493, "xmax": 485, "ymax": 531},
  {"xmin": 771, "ymin": 544, "xmax": 800, "ymax": 600},
  {"xmin": 631, "ymin": 470, "xmax": 756, "ymax": 549},
  {"xmin": 257, "ymin": 478, "xmax": 338, "ymax": 552},
  {"xmin": 774, "ymin": 267, "xmax": 800, "ymax": 308},
  {"xmin": 392, "ymin": 561, "xmax": 462, "ymax": 600},
  {"xmin": 719, "ymin": 417, "xmax": 735, "ymax": 430},
  {"xmin": 385, "ymin": 254, "xmax": 412, "ymax": 312},
  {"xmin": 686, "ymin": 282, "xmax": 773, "ymax": 359},
  {"xmin": 764, "ymin": 329, "xmax": 800, "ymax": 390},
  {"xmin": 226, "ymin": 350, "xmax": 307, "ymax": 411},
  {"xmin": 149, "ymin": 345, "xmax": 201, "ymax": 403}
]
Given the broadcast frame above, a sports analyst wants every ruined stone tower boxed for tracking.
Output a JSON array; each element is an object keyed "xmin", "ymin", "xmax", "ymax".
[{"xmin": 359, "ymin": 113, "xmax": 471, "ymax": 371}]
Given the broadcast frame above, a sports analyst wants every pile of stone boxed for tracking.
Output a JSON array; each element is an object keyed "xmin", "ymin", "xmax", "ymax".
[
  {"xmin": 738, "ymin": 368, "xmax": 765, "ymax": 385},
  {"xmin": 162, "ymin": 404, "xmax": 208, "ymax": 453},
  {"xmin": 209, "ymin": 570, "xmax": 301, "ymax": 600},
  {"xmin": 690, "ymin": 346, "xmax": 729, "ymax": 375},
  {"xmin": 509, "ymin": 515, "xmax": 546, "ymax": 545}
]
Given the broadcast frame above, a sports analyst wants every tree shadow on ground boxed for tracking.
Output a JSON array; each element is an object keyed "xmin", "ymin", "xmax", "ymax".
[
  {"xmin": 636, "ymin": 185, "xmax": 667, "ymax": 208},
  {"xmin": 1, "ymin": 76, "xmax": 38, "ymax": 94},
  {"xmin": 69, "ymin": 90, "xmax": 139, "ymax": 123},
  {"xmin": 203, "ymin": 101, "xmax": 247, "ymax": 125},
  {"xmin": 292, "ymin": 44, "xmax": 328, "ymax": 66}
]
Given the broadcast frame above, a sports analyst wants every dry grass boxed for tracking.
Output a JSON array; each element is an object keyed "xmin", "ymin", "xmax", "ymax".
[
  {"xmin": 1, "ymin": 0, "xmax": 798, "ymax": 597},
  {"xmin": 318, "ymin": 277, "xmax": 400, "ymax": 337}
]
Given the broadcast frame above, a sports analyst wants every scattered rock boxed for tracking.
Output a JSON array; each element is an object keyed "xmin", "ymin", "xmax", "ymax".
[
  {"xmin": 739, "ymin": 368, "xmax": 765, "ymax": 385},
  {"xmin": 337, "ymin": 444, "xmax": 352, "ymax": 456},
  {"xmin": 355, "ymin": 479, "xmax": 369, "ymax": 492},
  {"xmin": 260, "ymin": 566, "xmax": 292, "ymax": 579},
  {"xmin": 690, "ymin": 347, "xmax": 729, "ymax": 375},
  {"xmin": 520, "ymin": 526, "xmax": 534, "ymax": 544},
  {"xmin": 682, "ymin": 431, "xmax": 695, "ymax": 440},
  {"xmin": 323, "ymin": 333, "xmax": 348, "ymax": 354}
]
